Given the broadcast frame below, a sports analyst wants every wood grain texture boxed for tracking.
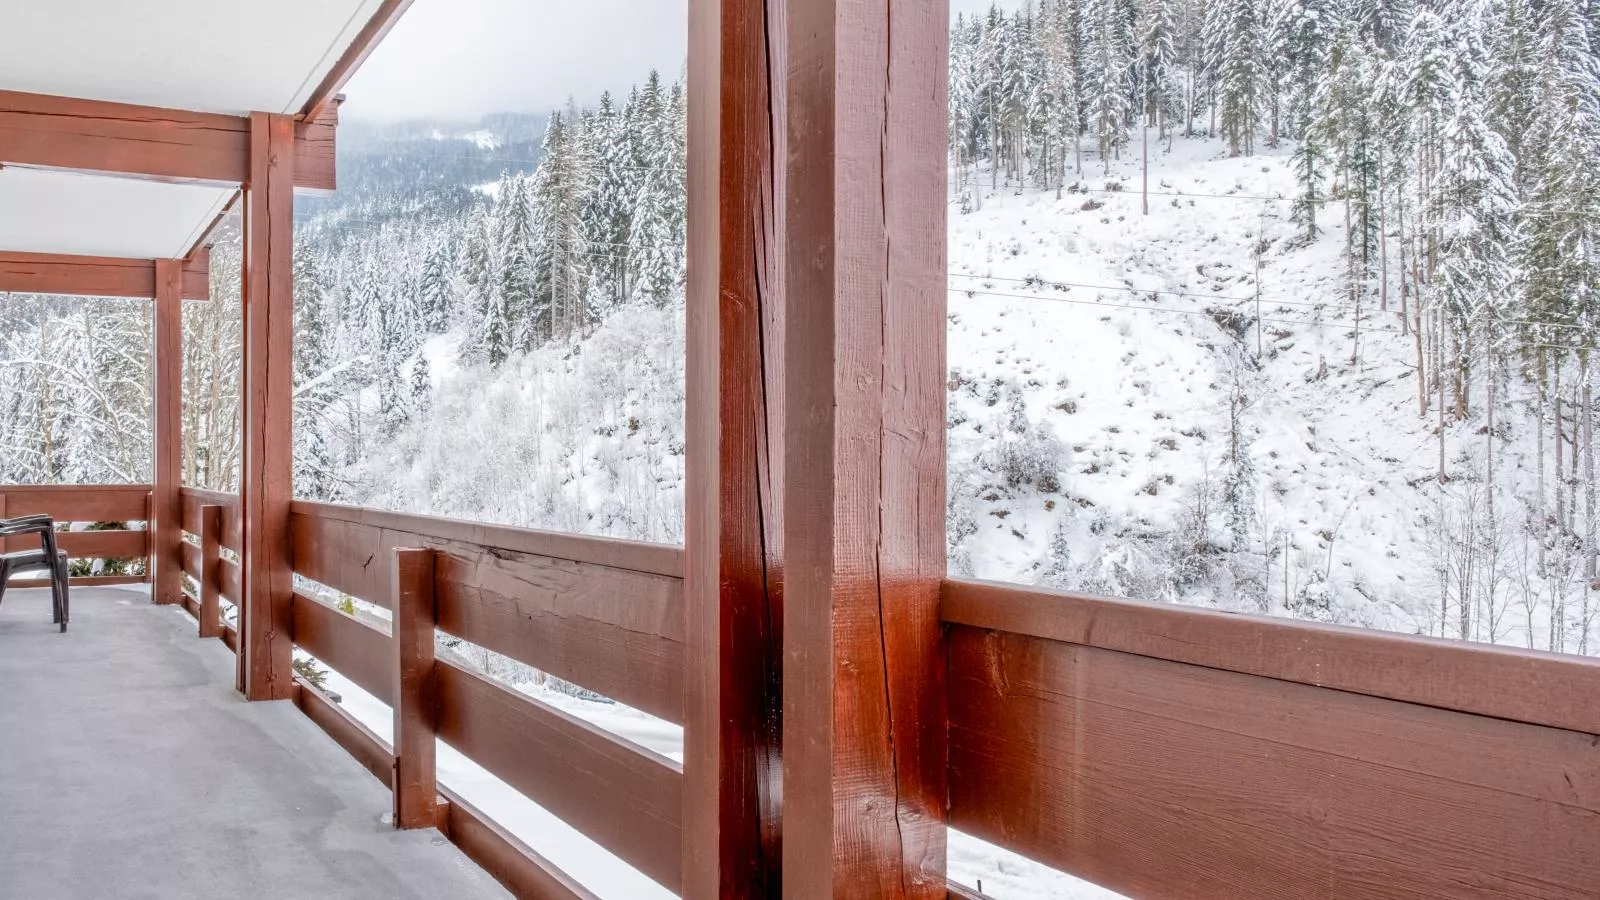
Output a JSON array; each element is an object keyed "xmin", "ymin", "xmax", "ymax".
[
  {"xmin": 50, "ymin": 529, "xmax": 146, "ymax": 560},
  {"xmin": 181, "ymin": 488, "xmax": 241, "ymax": 553},
  {"xmin": 290, "ymin": 500, "xmax": 682, "ymax": 576},
  {"xmin": 291, "ymin": 591, "xmax": 393, "ymax": 706},
  {"xmin": 433, "ymin": 659, "xmax": 683, "ymax": 891},
  {"xmin": 682, "ymin": 0, "xmax": 786, "ymax": 893},
  {"xmin": 12, "ymin": 574, "xmax": 146, "ymax": 589},
  {"xmin": 0, "ymin": 90, "xmax": 334, "ymax": 191},
  {"xmin": 0, "ymin": 251, "xmax": 209, "ymax": 300},
  {"xmin": 781, "ymin": 0, "xmax": 949, "ymax": 894},
  {"xmin": 438, "ymin": 787, "xmax": 599, "ymax": 900},
  {"xmin": 391, "ymin": 548, "xmax": 438, "ymax": 829},
  {"xmin": 239, "ymin": 111, "xmax": 296, "ymax": 701},
  {"xmin": 292, "ymin": 677, "xmax": 395, "ymax": 788},
  {"xmin": 218, "ymin": 557, "xmax": 241, "ymax": 606},
  {"xmin": 290, "ymin": 506, "xmax": 684, "ymax": 721},
  {"xmin": 0, "ymin": 485, "xmax": 151, "ymax": 522},
  {"xmin": 152, "ymin": 259, "xmax": 184, "ymax": 606},
  {"xmin": 181, "ymin": 539, "xmax": 202, "ymax": 580},
  {"xmin": 300, "ymin": 2, "xmax": 414, "ymax": 122},
  {"xmin": 199, "ymin": 506, "xmax": 223, "ymax": 639},
  {"xmin": 942, "ymin": 578, "xmax": 1600, "ymax": 736},
  {"xmin": 947, "ymin": 625, "xmax": 1600, "ymax": 900}
]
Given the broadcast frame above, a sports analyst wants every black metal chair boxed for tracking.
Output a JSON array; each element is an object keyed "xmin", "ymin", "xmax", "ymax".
[{"xmin": 0, "ymin": 514, "xmax": 70, "ymax": 632}]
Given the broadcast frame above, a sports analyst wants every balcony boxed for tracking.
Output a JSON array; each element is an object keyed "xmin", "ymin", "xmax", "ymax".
[
  {"xmin": 2, "ymin": 484, "xmax": 1595, "ymax": 898},
  {"xmin": 2, "ymin": 2, "xmax": 1598, "ymax": 898}
]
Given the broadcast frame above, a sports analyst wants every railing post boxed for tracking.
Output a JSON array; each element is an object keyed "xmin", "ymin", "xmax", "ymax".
[
  {"xmin": 683, "ymin": 0, "xmax": 787, "ymax": 893},
  {"xmin": 391, "ymin": 547, "xmax": 437, "ymax": 829},
  {"xmin": 152, "ymin": 258, "xmax": 184, "ymax": 605},
  {"xmin": 198, "ymin": 505, "xmax": 222, "ymax": 639},
  {"xmin": 239, "ymin": 110, "xmax": 297, "ymax": 700},
  {"xmin": 780, "ymin": 0, "xmax": 950, "ymax": 894}
]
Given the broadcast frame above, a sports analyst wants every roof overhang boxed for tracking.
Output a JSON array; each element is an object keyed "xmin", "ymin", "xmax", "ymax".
[{"xmin": 0, "ymin": 0, "xmax": 411, "ymax": 270}]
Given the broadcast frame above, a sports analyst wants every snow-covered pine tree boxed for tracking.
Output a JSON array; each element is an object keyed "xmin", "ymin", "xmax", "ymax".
[
  {"xmin": 1084, "ymin": 0, "xmax": 1133, "ymax": 172},
  {"xmin": 627, "ymin": 78, "xmax": 687, "ymax": 306},
  {"xmin": 1217, "ymin": 0, "xmax": 1266, "ymax": 156}
]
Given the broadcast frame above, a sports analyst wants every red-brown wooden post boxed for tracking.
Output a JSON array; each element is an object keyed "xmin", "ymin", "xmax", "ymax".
[
  {"xmin": 682, "ymin": 0, "xmax": 786, "ymax": 895},
  {"xmin": 152, "ymin": 258, "xmax": 184, "ymax": 605},
  {"xmin": 198, "ymin": 504, "xmax": 223, "ymax": 639},
  {"xmin": 391, "ymin": 547, "xmax": 438, "ymax": 828},
  {"xmin": 240, "ymin": 111, "xmax": 296, "ymax": 700},
  {"xmin": 781, "ymin": 0, "xmax": 949, "ymax": 895}
]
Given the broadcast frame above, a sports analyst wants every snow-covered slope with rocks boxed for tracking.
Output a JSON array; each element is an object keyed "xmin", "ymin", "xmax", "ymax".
[{"xmin": 355, "ymin": 138, "xmax": 1557, "ymax": 648}]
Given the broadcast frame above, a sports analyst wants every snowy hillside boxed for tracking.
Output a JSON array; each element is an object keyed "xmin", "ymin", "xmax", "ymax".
[{"xmin": 342, "ymin": 136, "xmax": 1576, "ymax": 655}]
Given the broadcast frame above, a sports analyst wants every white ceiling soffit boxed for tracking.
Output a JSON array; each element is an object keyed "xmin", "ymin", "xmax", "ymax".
[
  {"xmin": 0, "ymin": 168, "xmax": 234, "ymax": 259},
  {"xmin": 0, "ymin": 0, "xmax": 384, "ymax": 115}
]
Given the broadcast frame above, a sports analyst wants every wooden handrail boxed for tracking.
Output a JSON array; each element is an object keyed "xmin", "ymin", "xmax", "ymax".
[
  {"xmin": 942, "ymin": 577, "xmax": 1600, "ymax": 736},
  {"xmin": 290, "ymin": 499, "xmax": 683, "ymax": 578},
  {"xmin": 943, "ymin": 578, "xmax": 1600, "ymax": 899}
]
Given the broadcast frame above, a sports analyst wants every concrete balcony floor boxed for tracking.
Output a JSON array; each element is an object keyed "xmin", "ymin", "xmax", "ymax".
[{"xmin": 0, "ymin": 587, "xmax": 509, "ymax": 900}]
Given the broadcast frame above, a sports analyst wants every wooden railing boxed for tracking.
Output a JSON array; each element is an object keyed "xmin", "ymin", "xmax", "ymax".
[
  {"xmin": 178, "ymin": 487, "xmax": 242, "ymax": 651},
  {"xmin": 942, "ymin": 578, "xmax": 1600, "ymax": 899},
  {"xmin": 163, "ymin": 490, "xmax": 1600, "ymax": 899},
  {"xmin": 0, "ymin": 484, "xmax": 152, "ymax": 587}
]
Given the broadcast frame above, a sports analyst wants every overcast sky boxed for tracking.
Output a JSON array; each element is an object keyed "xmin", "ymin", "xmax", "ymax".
[{"xmin": 344, "ymin": 0, "xmax": 1014, "ymax": 121}]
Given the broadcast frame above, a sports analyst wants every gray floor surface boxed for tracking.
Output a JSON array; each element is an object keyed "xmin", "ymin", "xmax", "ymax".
[{"xmin": 0, "ymin": 587, "xmax": 510, "ymax": 899}]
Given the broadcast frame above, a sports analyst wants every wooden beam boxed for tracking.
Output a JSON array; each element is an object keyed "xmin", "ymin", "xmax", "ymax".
[
  {"xmin": 300, "ymin": 0, "xmax": 416, "ymax": 121},
  {"xmin": 0, "ymin": 90, "xmax": 335, "ymax": 192},
  {"xmin": 239, "ymin": 111, "xmax": 296, "ymax": 701},
  {"xmin": 682, "ymin": 0, "xmax": 785, "ymax": 894},
  {"xmin": 942, "ymin": 578, "xmax": 1600, "ymax": 737},
  {"xmin": 0, "ymin": 251, "xmax": 209, "ymax": 300},
  {"xmin": 391, "ymin": 548, "xmax": 438, "ymax": 830},
  {"xmin": 0, "ymin": 485, "xmax": 152, "ymax": 521},
  {"xmin": 781, "ymin": 0, "xmax": 949, "ymax": 895},
  {"xmin": 151, "ymin": 259, "xmax": 184, "ymax": 605}
]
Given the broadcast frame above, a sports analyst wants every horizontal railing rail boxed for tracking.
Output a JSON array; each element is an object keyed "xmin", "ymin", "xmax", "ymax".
[
  {"xmin": 282, "ymin": 500, "xmax": 686, "ymax": 897},
  {"xmin": 0, "ymin": 484, "xmax": 152, "ymax": 587},
  {"xmin": 941, "ymin": 577, "xmax": 1600, "ymax": 899}
]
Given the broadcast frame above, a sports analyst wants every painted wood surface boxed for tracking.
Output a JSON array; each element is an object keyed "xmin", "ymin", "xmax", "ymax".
[
  {"xmin": 390, "ymin": 547, "xmax": 438, "ymax": 829},
  {"xmin": 290, "ymin": 591, "xmax": 393, "ymax": 706},
  {"xmin": 946, "ymin": 624, "xmax": 1600, "ymax": 900},
  {"xmin": 943, "ymin": 578, "xmax": 1600, "ymax": 736},
  {"xmin": 0, "ymin": 485, "xmax": 151, "ymax": 521},
  {"xmin": 438, "ymin": 786, "xmax": 599, "ymax": 900},
  {"xmin": 682, "ymin": 0, "xmax": 786, "ymax": 893},
  {"xmin": 180, "ymin": 488, "xmax": 242, "ymax": 553},
  {"xmin": 0, "ymin": 250, "xmax": 209, "ymax": 300},
  {"xmin": 780, "ymin": 0, "xmax": 950, "ymax": 894},
  {"xmin": 433, "ymin": 658, "xmax": 684, "ymax": 892},
  {"xmin": 289, "ymin": 504, "xmax": 684, "ymax": 722},
  {"xmin": 0, "ymin": 90, "xmax": 334, "ymax": 191},
  {"xmin": 199, "ymin": 506, "xmax": 223, "ymax": 638},
  {"xmin": 152, "ymin": 259, "xmax": 184, "ymax": 606},
  {"xmin": 239, "ymin": 111, "xmax": 296, "ymax": 701}
]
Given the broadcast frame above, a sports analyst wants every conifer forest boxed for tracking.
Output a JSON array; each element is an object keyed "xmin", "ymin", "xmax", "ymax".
[{"xmin": 4, "ymin": 0, "xmax": 1600, "ymax": 657}]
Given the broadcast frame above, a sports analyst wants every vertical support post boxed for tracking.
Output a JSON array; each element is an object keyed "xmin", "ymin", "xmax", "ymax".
[
  {"xmin": 152, "ymin": 258, "xmax": 184, "ymax": 605},
  {"xmin": 781, "ymin": 0, "xmax": 949, "ymax": 895},
  {"xmin": 683, "ymin": 0, "xmax": 786, "ymax": 893},
  {"xmin": 240, "ymin": 111, "xmax": 296, "ymax": 700},
  {"xmin": 198, "ymin": 504, "xmax": 222, "ymax": 639},
  {"xmin": 391, "ymin": 547, "xmax": 437, "ymax": 829}
]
